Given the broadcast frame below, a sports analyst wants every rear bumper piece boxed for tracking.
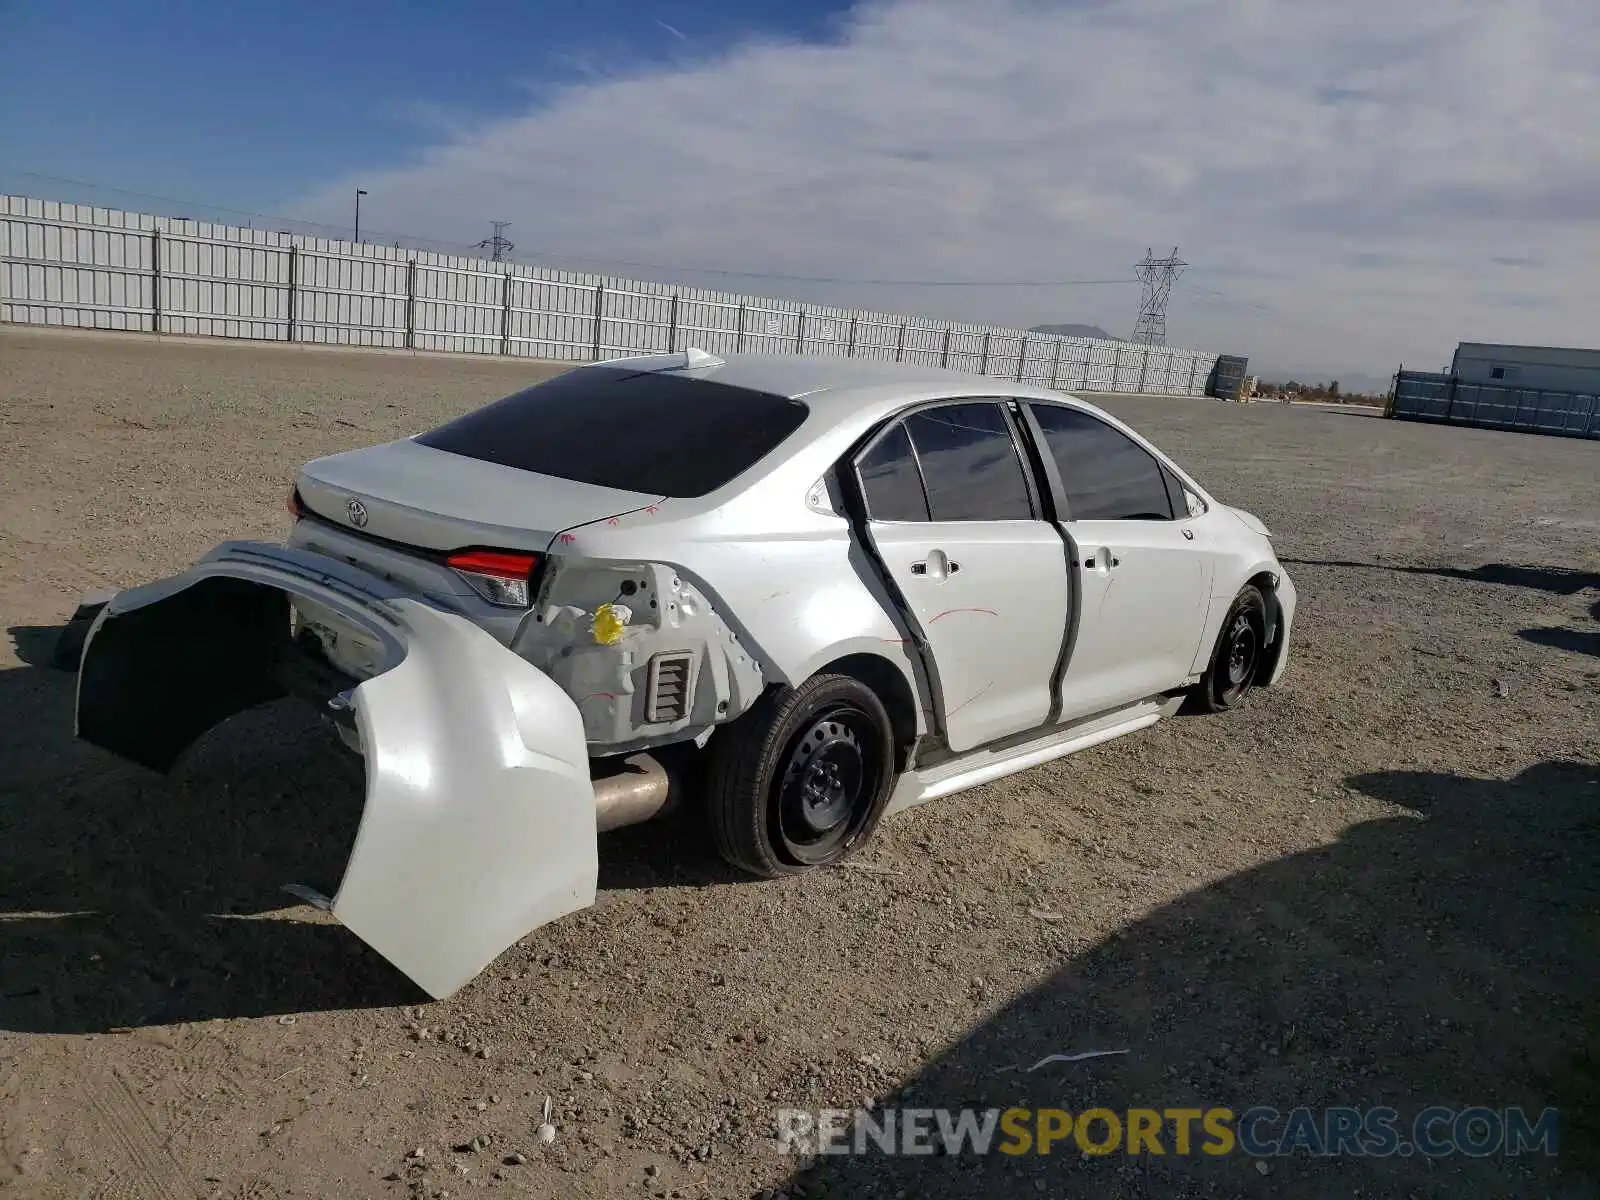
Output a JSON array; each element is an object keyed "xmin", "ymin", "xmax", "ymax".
[{"xmin": 75, "ymin": 540, "xmax": 598, "ymax": 999}]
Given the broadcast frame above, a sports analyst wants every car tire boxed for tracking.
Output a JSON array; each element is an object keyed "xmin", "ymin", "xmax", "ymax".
[
  {"xmin": 1189, "ymin": 585, "xmax": 1268, "ymax": 713},
  {"xmin": 704, "ymin": 673, "xmax": 897, "ymax": 879}
]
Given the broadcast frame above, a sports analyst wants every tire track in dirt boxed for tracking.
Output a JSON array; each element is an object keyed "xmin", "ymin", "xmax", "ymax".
[{"xmin": 79, "ymin": 1069, "xmax": 187, "ymax": 1200}]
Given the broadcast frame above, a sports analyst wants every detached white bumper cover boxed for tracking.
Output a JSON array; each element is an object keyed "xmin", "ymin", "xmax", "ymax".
[{"xmin": 74, "ymin": 541, "xmax": 598, "ymax": 999}]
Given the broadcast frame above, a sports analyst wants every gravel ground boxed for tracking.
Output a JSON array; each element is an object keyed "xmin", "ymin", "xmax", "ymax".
[{"xmin": 1, "ymin": 326, "xmax": 1596, "ymax": 1200}]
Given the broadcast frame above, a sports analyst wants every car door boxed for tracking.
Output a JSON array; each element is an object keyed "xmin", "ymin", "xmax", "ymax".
[
  {"xmin": 854, "ymin": 400, "xmax": 1070, "ymax": 754},
  {"xmin": 1022, "ymin": 401, "xmax": 1213, "ymax": 719}
]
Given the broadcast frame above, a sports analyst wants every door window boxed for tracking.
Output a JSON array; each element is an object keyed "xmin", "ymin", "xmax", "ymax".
[
  {"xmin": 902, "ymin": 403, "xmax": 1033, "ymax": 522},
  {"xmin": 1029, "ymin": 404, "xmax": 1174, "ymax": 520},
  {"xmin": 857, "ymin": 422, "xmax": 930, "ymax": 522}
]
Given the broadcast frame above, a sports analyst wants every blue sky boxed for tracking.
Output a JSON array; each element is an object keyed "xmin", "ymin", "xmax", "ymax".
[
  {"xmin": 1, "ymin": 0, "xmax": 852, "ymax": 213},
  {"xmin": 4, "ymin": 0, "xmax": 1597, "ymax": 383}
]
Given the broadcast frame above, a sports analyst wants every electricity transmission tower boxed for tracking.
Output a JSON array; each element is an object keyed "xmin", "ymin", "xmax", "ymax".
[
  {"xmin": 477, "ymin": 220, "xmax": 515, "ymax": 262},
  {"xmin": 1131, "ymin": 247, "xmax": 1186, "ymax": 345}
]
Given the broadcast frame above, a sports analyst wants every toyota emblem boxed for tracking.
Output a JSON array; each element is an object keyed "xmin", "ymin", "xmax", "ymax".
[{"xmin": 346, "ymin": 498, "xmax": 369, "ymax": 528}]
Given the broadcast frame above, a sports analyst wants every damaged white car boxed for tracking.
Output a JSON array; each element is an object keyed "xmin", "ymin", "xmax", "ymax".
[{"xmin": 74, "ymin": 349, "xmax": 1296, "ymax": 998}]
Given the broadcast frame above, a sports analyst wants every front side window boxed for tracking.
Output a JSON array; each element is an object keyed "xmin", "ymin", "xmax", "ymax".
[
  {"xmin": 1029, "ymin": 403, "xmax": 1174, "ymax": 521},
  {"xmin": 902, "ymin": 403, "xmax": 1033, "ymax": 522}
]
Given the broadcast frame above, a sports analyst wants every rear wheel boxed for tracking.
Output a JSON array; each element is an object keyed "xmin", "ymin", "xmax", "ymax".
[
  {"xmin": 1190, "ymin": 586, "xmax": 1267, "ymax": 713},
  {"xmin": 704, "ymin": 674, "xmax": 896, "ymax": 879}
]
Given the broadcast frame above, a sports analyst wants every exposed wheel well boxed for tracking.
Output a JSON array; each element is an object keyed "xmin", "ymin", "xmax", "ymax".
[
  {"xmin": 1245, "ymin": 570, "xmax": 1285, "ymax": 684},
  {"xmin": 817, "ymin": 653, "xmax": 919, "ymax": 771}
]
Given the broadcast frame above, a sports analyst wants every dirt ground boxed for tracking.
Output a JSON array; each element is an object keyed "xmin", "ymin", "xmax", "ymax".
[{"xmin": 1, "ymin": 326, "xmax": 1596, "ymax": 1200}]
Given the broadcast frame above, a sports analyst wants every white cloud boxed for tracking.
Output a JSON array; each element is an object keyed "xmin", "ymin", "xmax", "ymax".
[{"xmin": 291, "ymin": 0, "xmax": 1600, "ymax": 379}]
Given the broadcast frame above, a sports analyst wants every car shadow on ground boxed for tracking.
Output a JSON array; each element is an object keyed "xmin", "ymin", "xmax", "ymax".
[
  {"xmin": 1, "ymin": 623, "xmax": 429, "ymax": 1033},
  {"xmin": 1277, "ymin": 560, "xmax": 1600, "ymax": 597},
  {"xmin": 9, "ymin": 623, "xmax": 67, "ymax": 668},
  {"xmin": 776, "ymin": 760, "xmax": 1599, "ymax": 1199},
  {"xmin": 0, "ymin": 621, "xmax": 752, "ymax": 1033},
  {"xmin": 1282, "ymin": 560, "xmax": 1600, "ymax": 662},
  {"xmin": 1520, "ymin": 596, "xmax": 1600, "ymax": 661},
  {"xmin": 596, "ymin": 811, "xmax": 752, "ymax": 892}
]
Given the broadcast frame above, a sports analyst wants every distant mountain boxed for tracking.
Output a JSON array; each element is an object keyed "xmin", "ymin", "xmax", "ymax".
[{"xmin": 1030, "ymin": 323, "xmax": 1118, "ymax": 341}]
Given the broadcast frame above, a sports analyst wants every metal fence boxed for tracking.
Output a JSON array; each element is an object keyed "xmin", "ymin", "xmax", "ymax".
[
  {"xmin": 0, "ymin": 195, "xmax": 1222, "ymax": 396},
  {"xmin": 1390, "ymin": 368, "xmax": 1600, "ymax": 439}
]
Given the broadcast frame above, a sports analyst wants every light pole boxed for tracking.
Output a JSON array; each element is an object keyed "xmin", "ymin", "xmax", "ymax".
[{"xmin": 354, "ymin": 188, "xmax": 368, "ymax": 243}]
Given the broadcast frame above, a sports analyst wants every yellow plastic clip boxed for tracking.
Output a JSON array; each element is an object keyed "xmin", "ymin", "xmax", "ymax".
[{"xmin": 592, "ymin": 602, "xmax": 628, "ymax": 646}]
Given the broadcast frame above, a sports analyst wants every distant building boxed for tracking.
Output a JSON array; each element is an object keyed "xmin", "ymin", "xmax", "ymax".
[{"xmin": 1451, "ymin": 342, "xmax": 1600, "ymax": 392}]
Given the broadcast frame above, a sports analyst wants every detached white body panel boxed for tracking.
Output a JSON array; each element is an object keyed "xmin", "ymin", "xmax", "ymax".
[
  {"xmin": 335, "ymin": 600, "xmax": 596, "ymax": 1000},
  {"xmin": 75, "ymin": 543, "xmax": 598, "ymax": 999}
]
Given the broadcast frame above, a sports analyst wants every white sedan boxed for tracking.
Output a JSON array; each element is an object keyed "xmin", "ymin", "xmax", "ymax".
[{"xmin": 74, "ymin": 349, "xmax": 1295, "ymax": 997}]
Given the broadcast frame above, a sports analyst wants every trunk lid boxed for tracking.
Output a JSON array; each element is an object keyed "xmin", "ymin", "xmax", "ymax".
[{"xmin": 297, "ymin": 438, "xmax": 665, "ymax": 553}]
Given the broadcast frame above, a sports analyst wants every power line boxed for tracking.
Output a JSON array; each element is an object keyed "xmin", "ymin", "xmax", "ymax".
[
  {"xmin": 3, "ymin": 169, "xmax": 316, "ymax": 228},
  {"xmin": 0, "ymin": 168, "xmax": 1144, "ymax": 289},
  {"xmin": 1186, "ymin": 281, "xmax": 1273, "ymax": 312}
]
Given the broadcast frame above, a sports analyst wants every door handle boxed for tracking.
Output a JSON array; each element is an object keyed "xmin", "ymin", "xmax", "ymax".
[{"xmin": 910, "ymin": 549, "xmax": 956, "ymax": 580}]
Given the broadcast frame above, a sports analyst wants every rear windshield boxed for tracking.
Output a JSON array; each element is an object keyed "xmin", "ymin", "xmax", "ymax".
[{"xmin": 414, "ymin": 366, "xmax": 810, "ymax": 498}]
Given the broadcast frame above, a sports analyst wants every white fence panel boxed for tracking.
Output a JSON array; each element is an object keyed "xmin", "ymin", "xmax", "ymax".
[
  {"xmin": 413, "ymin": 263, "xmax": 502, "ymax": 353},
  {"xmin": 849, "ymin": 315, "xmax": 901, "ymax": 362},
  {"xmin": 898, "ymin": 323, "xmax": 944, "ymax": 366},
  {"xmin": 162, "ymin": 235, "xmax": 290, "ymax": 340},
  {"xmin": 0, "ymin": 194, "xmax": 1222, "ymax": 397},
  {"xmin": 0, "ymin": 207, "xmax": 155, "ymax": 330},
  {"xmin": 293, "ymin": 248, "xmax": 408, "ymax": 347},
  {"xmin": 507, "ymin": 274, "xmax": 597, "ymax": 361},
  {"xmin": 599, "ymin": 283, "xmax": 673, "ymax": 356}
]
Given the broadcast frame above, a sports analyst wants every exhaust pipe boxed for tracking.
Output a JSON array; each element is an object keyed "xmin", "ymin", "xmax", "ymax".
[{"xmin": 592, "ymin": 752, "xmax": 680, "ymax": 832}]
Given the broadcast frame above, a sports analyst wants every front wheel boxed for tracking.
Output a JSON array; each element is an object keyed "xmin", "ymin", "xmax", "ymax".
[
  {"xmin": 1189, "ymin": 586, "xmax": 1267, "ymax": 713},
  {"xmin": 704, "ymin": 674, "xmax": 896, "ymax": 879}
]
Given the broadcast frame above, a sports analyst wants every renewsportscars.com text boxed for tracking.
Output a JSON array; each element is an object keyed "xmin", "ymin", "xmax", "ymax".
[{"xmin": 774, "ymin": 1105, "xmax": 1559, "ymax": 1159}]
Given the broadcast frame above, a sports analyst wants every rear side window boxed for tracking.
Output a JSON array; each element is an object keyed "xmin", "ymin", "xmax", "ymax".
[
  {"xmin": 858, "ymin": 423, "xmax": 930, "ymax": 521},
  {"xmin": 904, "ymin": 403, "xmax": 1033, "ymax": 522},
  {"xmin": 1029, "ymin": 404, "xmax": 1175, "ymax": 521},
  {"xmin": 415, "ymin": 367, "xmax": 809, "ymax": 498}
]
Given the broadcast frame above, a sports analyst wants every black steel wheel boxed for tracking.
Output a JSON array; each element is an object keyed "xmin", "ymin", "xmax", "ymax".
[
  {"xmin": 1190, "ymin": 586, "xmax": 1268, "ymax": 713},
  {"xmin": 705, "ymin": 674, "xmax": 896, "ymax": 878}
]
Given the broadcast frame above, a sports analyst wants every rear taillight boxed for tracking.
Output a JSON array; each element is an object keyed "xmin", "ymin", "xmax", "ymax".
[
  {"xmin": 287, "ymin": 487, "xmax": 305, "ymax": 520},
  {"xmin": 447, "ymin": 549, "xmax": 539, "ymax": 608}
]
